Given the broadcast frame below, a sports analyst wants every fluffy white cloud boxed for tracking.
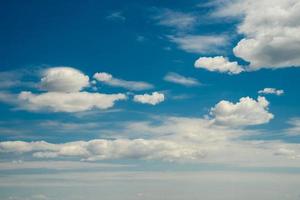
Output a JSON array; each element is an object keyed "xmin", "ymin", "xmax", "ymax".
[
  {"xmin": 214, "ymin": 0, "xmax": 300, "ymax": 70},
  {"xmin": 18, "ymin": 91, "xmax": 126, "ymax": 112},
  {"xmin": 194, "ymin": 56, "xmax": 244, "ymax": 74},
  {"xmin": 258, "ymin": 88, "xmax": 284, "ymax": 96},
  {"xmin": 133, "ymin": 92, "xmax": 165, "ymax": 105},
  {"xmin": 169, "ymin": 35, "xmax": 228, "ymax": 54},
  {"xmin": 164, "ymin": 72, "xmax": 200, "ymax": 86},
  {"xmin": 154, "ymin": 9, "xmax": 197, "ymax": 31},
  {"xmin": 40, "ymin": 67, "xmax": 89, "ymax": 92},
  {"xmin": 93, "ymin": 72, "xmax": 153, "ymax": 91},
  {"xmin": 210, "ymin": 96, "xmax": 274, "ymax": 127}
]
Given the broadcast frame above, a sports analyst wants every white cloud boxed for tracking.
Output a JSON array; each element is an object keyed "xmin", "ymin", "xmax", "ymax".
[
  {"xmin": 93, "ymin": 72, "xmax": 153, "ymax": 91},
  {"xmin": 210, "ymin": 96, "xmax": 274, "ymax": 127},
  {"xmin": 169, "ymin": 35, "xmax": 228, "ymax": 54},
  {"xmin": 17, "ymin": 91, "xmax": 126, "ymax": 112},
  {"xmin": 258, "ymin": 88, "xmax": 284, "ymax": 96},
  {"xmin": 0, "ymin": 139, "xmax": 205, "ymax": 162},
  {"xmin": 164, "ymin": 72, "xmax": 200, "ymax": 86},
  {"xmin": 154, "ymin": 9, "xmax": 197, "ymax": 31},
  {"xmin": 1, "ymin": 121, "xmax": 300, "ymax": 166},
  {"xmin": 214, "ymin": 0, "xmax": 300, "ymax": 70},
  {"xmin": 40, "ymin": 67, "xmax": 89, "ymax": 92},
  {"xmin": 0, "ymin": 68, "xmax": 130, "ymax": 113},
  {"xmin": 133, "ymin": 92, "xmax": 165, "ymax": 105},
  {"xmin": 194, "ymin": 56, "xmax": 244, "ymax": 74}
]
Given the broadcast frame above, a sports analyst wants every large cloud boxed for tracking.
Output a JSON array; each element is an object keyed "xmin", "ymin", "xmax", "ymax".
[
  {"xmin": 133, "ymin": 92, "xmax": 165, "ymax": 105},
  {"xmin": 93, "ymin": 72, "xmax": 153, "ymax": 91},
  {"xmin": 40, "ymin": 67, "xmax": 89, "ymax": 92},
  {"xmin": 0, "ymin": 139, "xmax": 205, "ymax": 162},
  {"xmin": 210, "ymin": 96, "xmax": 274, "ymax": 127},
  {"xmin": 215, "ymin": 0, "xmax": 300, "ymax": 70},
  {"xmin": 18, "ymin": 91, "xmax": 126, "ymax": 112},
  {"xmin": 194, "ymin": 56, "xmax": 244, "ymax": 74}
]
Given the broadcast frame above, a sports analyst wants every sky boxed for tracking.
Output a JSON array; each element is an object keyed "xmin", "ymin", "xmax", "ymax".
[{"xmin": 1, "ymin": 0, "xmax": 300, "ymax": 199}]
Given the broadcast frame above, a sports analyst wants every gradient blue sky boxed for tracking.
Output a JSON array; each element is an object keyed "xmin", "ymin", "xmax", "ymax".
[{"xmin": 1, "ymin": 0, "xmax": 300, "ymax": 199}]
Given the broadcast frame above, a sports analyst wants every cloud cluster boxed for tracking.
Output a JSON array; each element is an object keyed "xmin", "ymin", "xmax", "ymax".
[
  {"xmin": 210, "ymin": 96, "xmax": 274, "ymax": 127},
  {"xmin": 0, "ymin": 139, "xmax": 205, "ymax": 162},
  {"xmin": 1, "ymin": 115, "xmax": 300, "ymax": 165},
  {"xmin": 258, "ymin": 88, "xmax": 284, "ymax": 96},
  {"xmin": 0, "ymin": 67, "xmax": 130, "ymax": 113},
  {"xmin": 93, "ymin": 72, "xmax": 153, "ymax": 91},
  {"xmin": 133, "ymin": 92, "xmax": 165, "ymax": 105},
  {"xmin": 194, "ymin": 56, "xmax": 244, "ymax": 74},
  {"xmin": 208, "ymin": 0, "xmax": 300, "ymax": 71},
  {"xmin": 164, "ymin": 72, "xmax": 200, "ymax": 86}
]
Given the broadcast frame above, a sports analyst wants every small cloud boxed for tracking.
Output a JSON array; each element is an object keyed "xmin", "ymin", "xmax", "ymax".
[
  {"xmin": 106, "ymin": 11, "xmax": 126, "ymax": 21},
  {"xmin": 194, "ymin": 56, "xmax": 244, "ymax": 74},
  {"xmin": 133, "ymin": 92, "xmax": 165, "ymax": 105},
  {"xmin": 154, "ymin": 9, "xmax": 197, "ymax": 32},
  {"xmin": 164, "ymin": 72, "xmax": 200, "ymax": 86},
  {"xmin": 258, "ymin": 88, "xmax": 284, "ymax": 96},
  {"xmin": 93, "ymin": 72, "xmax": 153, "ymax": 91},
  {"xmin": 136, "ymin": 35, "xmax": 146, "ymax": 42},
  {"xmin": 169, "ymin": 35, "xmax": 228, "ymax": 54}
]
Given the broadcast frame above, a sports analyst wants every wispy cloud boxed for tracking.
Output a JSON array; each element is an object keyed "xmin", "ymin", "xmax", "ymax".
[
  {"xmin": 164, "ymin": 72, "xmax": 200, "ymax": 86},
  {"xmin": 105, "ymin": 11, "xmax": 126, "ymax": 21},
  {"xmin": 169, "ymin": 35, "xmax": 228, "ymax": 54},
  {"xmin": 154, "ymin": 9, "xmax": 197, "ymax": 31},
  {"xmin": 93, "ymin": 72, "xmax": 153, "ymax": 91}
]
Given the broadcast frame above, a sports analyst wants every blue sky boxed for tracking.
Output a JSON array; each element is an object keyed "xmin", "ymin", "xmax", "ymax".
[{"xmin": 1, "ymin": 0, "xmax": 300, "ymax": 199}]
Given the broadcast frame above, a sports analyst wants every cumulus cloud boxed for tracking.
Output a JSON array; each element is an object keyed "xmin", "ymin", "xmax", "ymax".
[
  {"xmin": 93, "ymin": 72, "xmax": 153, "ymax": 91},
  {"xmin": 169, "ymin": 35, "xmax": 228, "ymax": 54},
  {"xmin": 154, "ymin": 9, "xmax": 197, "ymax": 31},
  {"xmin": 258, "ymin": 88, "xmax": 284, "ymax": 96},
  {"xmin": 40, "ymin": 67, "xmax": 89, "ymax": 92},
  {"xmin": 210, "ymin": 96, "xmax": 274, "ymax": 127},
  {"xmin": 214, "ymin": 0, "xmax": 300, "ymax": 70},
  {"xmin": 133, "ymin": 92, "xmax": 165, "ymax": 105},
  {"xmin": 164, "ymin": 72, "xmax": 200, "ymax": 86},
  {"xmin": 194, "ymin": 56, "xmax": 244, "ymax": 74},
  {"xmin": 18, "ymin": 91, "xmax": 126, "ymax": 112}
]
